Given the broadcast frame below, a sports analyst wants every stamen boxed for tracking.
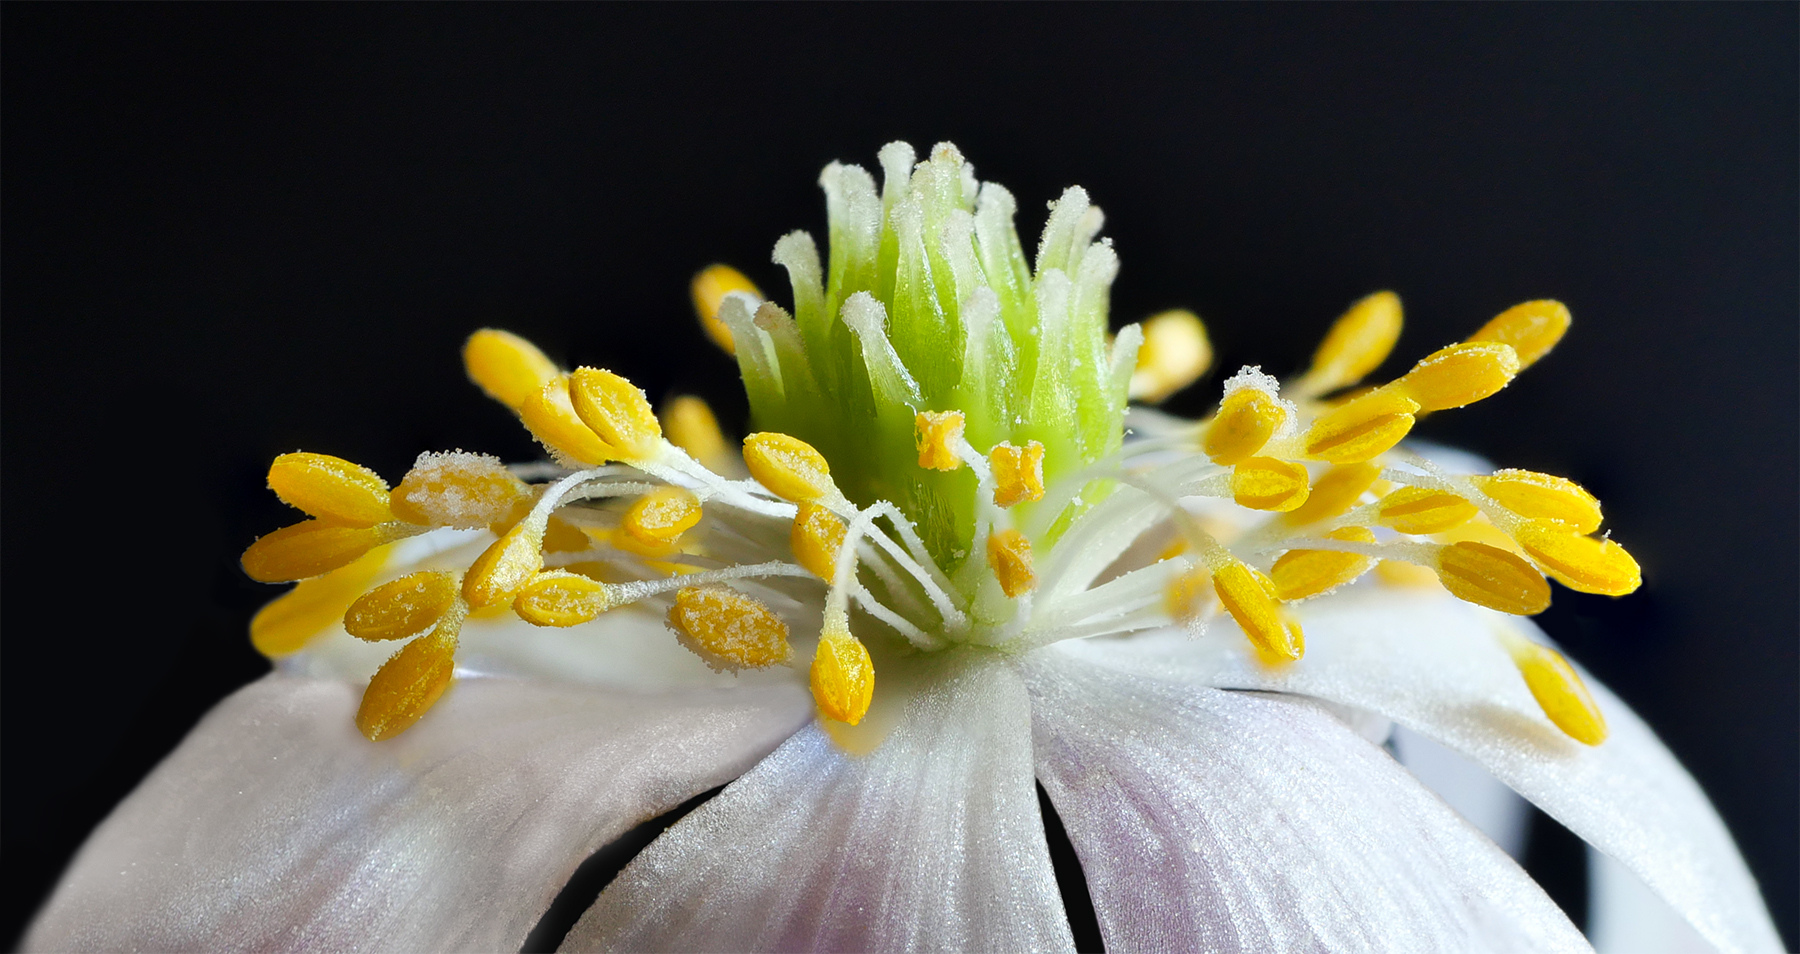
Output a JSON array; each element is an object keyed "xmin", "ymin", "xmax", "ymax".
[
  {"xmin": 691, "ymin": 264, "xmax": 761, "ymax": 354},
  {"xmin": 914, "ymin": 411, "xmax": 966, "ymax": 471},
  {"xmin": 515, "ymin": 570, "xmax": 614, "ymax": 627},
  {"xmin": 986, "ymin": 528, "xmax": 1037, "ymax": 597},
  {"xmin": 1164, "ymin": 565, "xmax": 1213, "ymax": 628},
  {"xmin": 266, "ymin": 453, "xmax": 395, "ymax": 528},
  {"xmin": 989, "ymin": 441, "xmax": 1046, "ymax": 508},
  {"xmin": 1203, "ymin": 385, "xmax": 1284, "ymax": 465},
  {"xmin": 249, "ymin": 547, "xmax": 388, "ymax": 657},
  {"xmin": 666, "ymin": 585, "xmax": 793, "ymax": 671},
  {"xmin": 1502, "ymin": 633, "xmax": 1607, "ymax": 745},
  {"xmin": 1230, "ymin": 456, "xmax": 1312, "ymax": 512},
  {"xmin": 344, "ymin": 571, "xmax": 459, "ymax": 641},
  {"xmin": 1129, "ymin": 309, "xmax": 1212, "ymax": 403},
  {"xmin": 388, "ymin": 451, "xmax": 531, "ymax": 529},
  {"xmin": 622, "ymin": 486, "xmax": 703, "ymax": 548},
  {"xmin": 1271, "ymin": 526, "xmax": 1378, "ymax": 601},
  {"xmin": 791, "ymin": 502, "xmax": 847, "ymax": 580},
  {"xmin": 1303, "ymin": 387, "xmax": 1419, "ymax": 462},
  {"xmin": 1471, "ymin": 469, "xmax": 1603, "ymax": 533},
  {"xmin": 1211, "ymin": 560, "xmax": 1302, "ymax": 663},
  {"xmin": 520, "ymin": 378, "xmax": 619, "ymax": 466},
  {"xmin": 742, "ymin": 432, "xmax": 837, "ymax": 504},
  {"xmin": 1292, "ymin": 291, "xmax": 1403, "ymax": 398},
  {"xmin": 355, "ymin": 624, "xmax": 461, "ymax": 742},
  {"xmin": 462, "ymin": 520, "xmax": 547, "ymax": 608},
  {"xmin": 464, "ymin": 329, "xmax": 561, "ymax": 410},
  {"xmin": 1512, "ymin": 520, "xmax": 1642, "ymax": 596},
  {"xmin": 1377, "ymin": 486, "xmax": 1479, "ymax": 535},
  {"xmin": 1280, "ymin": 461, "xmax": 1382, "ymax": 525},
  {"xmin": 570, "ymin": 367, "xmax": 663, "ymax": 460},
  {"xmin": 1393, "ymin": 342, "xmax": 1520, "ymax": 411},
  {"xmin": 1468, "ymin": 300, "xmax": 1571, "ymax": 370},
  {"xmin": 662, "ymin": 395, "xmax": 736, "ymax": 474},
  {"xmin": 810, "ymin": 626, "xmax": 874, "ymax": 725},
  {"xmin": 1434, "ymin": 541, "xmax": 1552, "ymax": 615},
  {"xmin": 241, "ymin": 520, "xmax": 407, "ymax": 582}
]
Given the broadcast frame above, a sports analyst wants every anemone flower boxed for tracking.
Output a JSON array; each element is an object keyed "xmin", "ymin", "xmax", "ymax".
[{"xmin": 25, "ymin": 142, "xmax": 1781, "ymax": 953}]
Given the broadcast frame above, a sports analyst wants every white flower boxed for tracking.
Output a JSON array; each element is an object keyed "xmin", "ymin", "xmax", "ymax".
[{"xmin": 26, "ymin": 142, "xmax": 1782, "ymax": 953}]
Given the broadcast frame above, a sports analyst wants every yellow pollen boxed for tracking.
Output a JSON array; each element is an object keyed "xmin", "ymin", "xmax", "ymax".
[
  {"xmin": 515, "ymin": 570, "xmax": 614, "ymax": 627},
  {"xmin": 1271, "ymin": 526, "xmax": 1378, "ymax": 601},
  {"xmin": 1378, "ymin": 486, "xmax": 1479, "ymax": 535},
  {"xmin": 1303, "ymin": 387, "xmax": 1419, "ymax": 463},
  {"xmin": 791, "ymin": 502, "xmax": 847, "ymax": 580},
  {"xmin": 1281, "ymin": 461, "xmax": 1383, "ymax": 525},
  {"xmin": 1294, "ymin": 291, "xmax": 1403, "ymax": 396},
  {"xmin": 1164, "ymin": 565, "xmax": 1214, "ymax": 626},
  {"xmin": 520, "ymin": 377, "xmax": 619, "ymax": 466},
  {"xmin": 663, "ymin": 395, "xmax": 735, "ymax": 473},
  {"xmin": 1230, "ymin": 456, "xmax": 1312, "ymax": 512},
  {"xmin": 1471, "ymin": 470, "xmax": 1603, "ymax": 533},
  {"xmin": 241, "ymin": 520, "xmax": 402, "ymax": 583},
  {"xmin": 1468, "ymin": 300, "xmax": 1571, "ymax": 370},
  {"xmin": 668, "ymin": 585, "xmax": 792, "ymax": 671},
  {"xmin": 355, "ymin": 627, "xmax": 458, "ymax": 742},
  {"xmin": 464, "ymin": 328, "xmax": 561, "ymax": 410},
  {"xmin": 388, "ymin": 451, "xmax": 531, "ymax": 529},
  {"xmin": 344, "ymin": 571, "xmax": 460, "ymax": 642},
  {"xmin": 267, "ymin": 452, "xmax": 394, "ymax": 528},
  {"xmin": 250, "ymin": 546, "xmax": 389, "ymax": 657},
  {"xmin": 1394, "ymin": 341, "xmax": 1521, "ymax": 411},
  {"xmin": 1505, "ymin": 636, "xmax": 1608, "ymax": 745},
  {"xmin": 691, "ymin": 264, "xmax": 760, "ymax": 354},
  {"xmin": 989, "ymin": 441, "xmax": 1046, "ymax": 508},
  {"xmin": 623, "ymin": 486, "xmax": 703, "ymax": 548},
  {"xmin": 1512, "ymin": 520, "xmax": 1642, "ymax": 596},
  {"xmin": 810, "ymin": 627, "xmax": 874, "ymax": 725},
  {"xmin": 570, "ymin": 367, "xmax": 663, "ymax": 460},
  {"xmin": 986, "ymin": 528, "xmax": 1037, "ymax": 598},
  {"xmin": 1435, "ymin": 541, "xmax": 1552, "ymax": 615},
  {"xmin": 913, "ymin": 411, "xmax": 966, "ymax": 471},
  {"xmin": 1204, "ymin": 387, "xmax": 1285, "ymax": 465},
  {"xmin": 742, "ymin": 432, "xmax": 835, "ymax": 503},
  {"xmin": 462, "ymin": 520, "xmax": 546, "ymax": 608},
  {"xmin": 1212, "ymin": 561, "xmax": 1302, "ymax": 663},
  {"xmin": 1129, "ymin": 309, "xmax": 1212, "ymax": 403}
]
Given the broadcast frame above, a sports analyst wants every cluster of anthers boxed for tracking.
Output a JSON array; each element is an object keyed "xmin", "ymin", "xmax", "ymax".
[{"xmin": 241, "ymin": 141, "xmax": 1640, "ymax": 751}]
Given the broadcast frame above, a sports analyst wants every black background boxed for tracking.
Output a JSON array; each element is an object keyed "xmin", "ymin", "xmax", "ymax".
[{"xmin": 4, "ymin": 4, "xmax": 1795, "ymax": 949}]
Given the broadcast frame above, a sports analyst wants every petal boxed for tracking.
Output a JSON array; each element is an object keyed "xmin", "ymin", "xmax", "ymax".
[
  {"xmin": 1588, "ymin": 846, "xmax": 1719, "ymax": 954},
  {"xmin": 1077, "ymin": 588, "xmax": 1784, "ymax": 954},
  {"xmin": 26, "ymin": 673, "xmax": 809, "ymax": 953},
  {"xmin": 1392, "ymin": 724, "xmax": 1531, "ymax": 860},
  {"xmin": 1024, "ymin": 652, "xmax": 1590, "ymax": 953},
  {"xmin": 564, "ymin": 654, "xmax": 1073, "ymax": 953}
]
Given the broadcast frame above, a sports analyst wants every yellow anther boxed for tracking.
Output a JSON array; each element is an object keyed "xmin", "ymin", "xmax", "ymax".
[
  {"xmin": 623, "ymin": 486, "xmax": 703, "ymax": 548},
  {"xmin": 1303, "ymin": 387, "xmax": 1419, "ymax": 463},
  {"xmin": 543, "ymin": 514, "xmax": 592, "ymax": 553},
  {"xmin": 241, "ymin": 520, "xmax": 400, "ymax": 583},
  {"xmin": 1394, "ymin": 342, "xmax": 1521, "ymax": 411},
  {"xmin": 344, "ymin": 571, "xmax": 459, "ymax": 642},
  {"xmin": 1164, "ymin": 565, "xmax": 1213, "ymax": 626},
  {"xmin": 570, "ymin": 367, "xmax": 663, "ymax": 460},
  {"xmin": 810, "ymin": 627, "xmax": 874, "ymax": 725},
  {"xmin": 914, "ymin": 410, "xmax": 966, "ymax": 471},
  {"xmin": 267, "ymin": 453, "xmax": 394, "ymax": 528},
  {"xmin": 1212, "ymin": 561, "xmax": 1302, "ymax": 663},
  {"xmin": 1468, "ymin": 300, "xmax": 1571, "ymax": 370},
  {"xmin": 1281, "ymin": 461, "xmax": 1383, "ymax": 525},
  {"xmin": 520, "ymin": 377, "xmax": 618, "ymax": 466},
  {"xmin": 663, "ymin": 395, "xmax": 735, "ymax": 473},
  {"xmin": 742, "ymin": 432, "xmax": 835, "ymax": 503},
  {"xmin": 1231, "ymin": 456, "xmax": 1313, "ymax": 512},
  {"xmin": 1471, "ymin": 469, "xmax": 1603, "ymax": 534},
  {"xmin": 989, "ymin": 441, "xmax": 1046, "ymax": 508},
  {"xmin": 515, "ymin": 570, "xmax": 614, "ymax": 627},
  {"xmin": 1271, "ymin": 526, "xmax": 1378, "ymax": 601},
  {"xmin": 1129, "ymin": 309, "xmax": 1212, "ymax": 403},
  {"xmin": 791, "ymin": 502, "xmax": 847, "ymax": 580},
  {"xmin": 668, "ymin": 585, "xmax": 792, "ymax": 671},
  {"xmin": 1204, "ymin": 387, "xmax": 1285, "ymax": 465},
  {"xmin": 1435, "ymin": 541, "xmax": 1552, "ymax": 615},
  {"xmin": 1377, "ymin": 486, "xmax": 1479, "ymax": 535},
  {"xmin": 462, "ymin": 520, "xmax": 546, "ymax": 608},
  {"xmin": 388, "ymin": 451, "xmax": 531, "ymax": 529},
  {"xmin": 986, "ymin": 528, "xmax": 1037, "ymax": 598},
  {"xmin": 1296, "ymin": 291, "xmax": 1403, "ymax": 395},
  {"xmin": 691, "ymin": 264, "xmax": 760, "ymax": 354},
  {"xmin": 356, "ymin": 628, "xmax": 458, "ymax": 742},
  {"xmin": 1512, "ymin": 521, "xmax": 1642, "ymax": 596},
  {"xmin": 1505, "ymin": 636, "xmax": 1607, "ymax": 745},
  {"xmin": 250, "ymin": 547, "xmax": 388, "ymax": 658},
  {"xmin": 464, "ymin": 328, "xmax": 561, "ymax": 410},
  {"xmin": 1376, "ymin": 559, "xmax": 1441, "ymax": 588},
  {"xmin": 1157, "ymin": 535, "xmax": 1191, "ymax": 562}
]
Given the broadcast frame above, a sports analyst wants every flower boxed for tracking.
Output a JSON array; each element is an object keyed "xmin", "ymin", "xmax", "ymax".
[{"xmin": 26, "ymin": 142, "xmax": 1781, "ymax": 953}]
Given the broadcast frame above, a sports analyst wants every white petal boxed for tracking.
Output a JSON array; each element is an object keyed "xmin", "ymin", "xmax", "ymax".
[
  {"xmin": 1074, "ymin": 588, "xmax": 1784, "ymax": 954},
  {"xmin": 26, "ymin": 673, "xmax": 809, "ymax": 953},
  {"xmin": 564, "ymin": 654, "xmax": 1073, "ymax": 953},
  {"xmin": 1589, "ymin": 845, "xmax": 1719, "ymax": 953},
  {"xmin": 1024, "ymin": 652, "xmax": 1590, "ymax": 953},
  {"xmin": 1393, "ymin": 724, "xmax": 1531, "ymax": 860}
]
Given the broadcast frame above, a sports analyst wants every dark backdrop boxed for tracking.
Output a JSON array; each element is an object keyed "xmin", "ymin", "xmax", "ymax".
[{"xmin": 5, "ymin": 4, "xmax": 1795, "ymax": 949}]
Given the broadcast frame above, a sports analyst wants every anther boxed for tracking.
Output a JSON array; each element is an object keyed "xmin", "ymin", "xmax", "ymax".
[
  {"xmin": 464, "ymin": 329, "xmax": 561, "ymax": 410},
  {"xmin": 249, "ymin": 548, "xmax": 388, "ymax": 657},
  {"xmin": 989, "ymin": 441, "xmax": 1046, "ymax": 508},
  {"xmin": 267, "ymin": 453, "xmax": 394, "ymax": 528},
  {"xmin": 663, "ymin": 395, "xmax": 735, "ymax": 473},
  {"xmin": 1377, "ymin": 486, "xmax": 1479, "ymax": 535},
  {"xmin": 462, "ymin": 520, "xmax": 547, "ymax": 608},
  {"xmin": 515, "ymin": 570, "xmax": 614, "ymax": 627},
  {"xmin": 355, "ymin": 627, "xmax": 459, "ymax": 742},
  {"xmin": 1468, "ymin": 300, "xmax": 1571, "ymax": 370},
  {"xmin": 1164, "ymin": 565, "xmax": 1213, "ymax": 628},
  {"xmin": 1294, "ymin": 291, "xmax": 1403, "ymax": 397},
  {"xmin": 913, "ymin": 411, "xmax": 966, "ymax": 471},
  {"xmin": 344, "ymin": 571, "xmax": 459, "ymax": 641},
  {"xmin": 791, "ymin": 502, "xmax": 847, "ymax": 580},
  {"xmin": 1471, "ymin": 470, "xmax": 1602, "ymax": 534},
  {"xmin": 1212, "ymin": 561, "xmax": 1303, "ymax": 663},
  {"xmin": 667, "ymin": 585, "xmax": 793, "ymax": 671},
  {"xmin": 1393, "ymin": 342, "xmax": 1520, "ymax": 411},
  {"xmin": 570, "ymin": 367, "xmax": 663, "ymax": 460},
  {"xmin": 1204, "ymin": 387, "xmax": 1285, "ymax": 465},
  {"xmin": 986, "ymin": 528, "xmax": 1037, "ymax": 597},
  {"xmin": 388, "ymin": 451, "xmax": 532, "ymax": 529},
  {"xmin": 1231, "ymin": 456, "xmax": 1312, "ymax": 512},
  {"xmin": 520, "ymin": 377, "xmax": 619, "ymax": 466},
  {"xmin": 810, "ymin": 626, "xmax": 874, "ymax": 725},
  {"xmin": 1434, "ymin": 541, "xmax": 1552, "ymax": 615},
  {"xmin": 1271, "ymin": 526, "xmax": 1378, "ymax": 601},
  {"xmin": 1302, "ymin": 387, "xmax": 1419, "ymax": 463},
  {"xmin": 1281, "ymin": 461, "xmax": 1382, "ymax": 525},
  {"xmin": 1504, "ymin": 635, "xmax": 1607, "ymax": 745},
  {"xmin": 623, "ymin": 486, "xmax": 703, "ymax": 548},
  {"xmin": 1129, "ymin": 309, "xmax": 1212, "ymax": 403},
  {"xmin": 241, "ymin": 520, "xmax": 402, "ymax": 582},
  {"xmin": 743, "ymin": 432, "xmax": 836, "ymax": 503},
  {"xmin": 1512, "ymin": 520, "xmax": 1642, "ymax": 596},
  {"xmin": 691, "ymin": 264, "xmax": 761, "ymax": 354}
]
